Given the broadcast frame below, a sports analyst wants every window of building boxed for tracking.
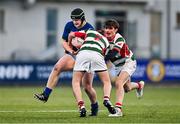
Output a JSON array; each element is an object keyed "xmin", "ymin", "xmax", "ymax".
[
  {"xmin": 95, "ymin": 10, "xmax": 127, "ymax": 37},
  {"xmin": 46, "ymin": 9, "xmax": 58, "ymax": 47},
  {"xmin": 0, "ymin": 10, "xmax": 5, "ymax": 32},
  {"xmin": 176, "ymin": 12, "xmax": 180, "ymax": 28},
  {"xmin": 127, "ymin": 22, "xmax": 137, "ymax": 52},
  {"xmin": 150, "ymin": 12, "xmax": 161, "ymax": 58}
]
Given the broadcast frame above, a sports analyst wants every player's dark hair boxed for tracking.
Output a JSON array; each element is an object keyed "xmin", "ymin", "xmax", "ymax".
[
  {"xmin": 104, "ymin": 19, "xmax": 119, "ymax": 29},
  {"xmin": 97, "ymin": 29, "xmax": 104, "ymax": 35},
  {"xmin": 71, "ymin": 8, "xmax": 85, "ymax": 21}
]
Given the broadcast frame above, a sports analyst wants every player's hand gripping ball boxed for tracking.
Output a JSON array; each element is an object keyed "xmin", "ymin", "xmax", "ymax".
[{"xmin": 71, "ymin": 37, "xmax": 84, "ymax": 49}]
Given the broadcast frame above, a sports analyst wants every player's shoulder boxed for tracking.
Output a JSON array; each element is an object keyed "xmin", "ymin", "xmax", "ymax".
[
  {"xmin": 114, "ymin": 33, "xmax": 125, "ymax": 42},
  {"xmin": 115, "ymin": 33, "xmax": 123, "ymax": 38},
  {"xmin": 86, "ymin": 29, "xmax": 101, "ymax": 36},
  {"xmin": 65, "ymin": 21, "xmax": 74, "ymax": 27},
  {"xmin": 85, "ymin": 22, "xmax": 93, "ymax": 26},
  {"xmin": 84, "ymin": 22, "xmax": 94, "ymax": 29}
]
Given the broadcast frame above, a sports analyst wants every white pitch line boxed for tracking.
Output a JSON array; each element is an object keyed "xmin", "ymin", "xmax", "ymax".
[
  {"xmin": 0, "ymin": 110, "xmax": 106, "ymax": 113},
  {"xmin": 0, "ymin": 110, "xmax": 76, "ymax": 113},
  {"xmin": 0, "ymin": 110, "xmax": 180, "ymax": 115}
]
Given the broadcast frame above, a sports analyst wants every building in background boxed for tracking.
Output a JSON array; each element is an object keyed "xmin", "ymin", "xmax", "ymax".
[{"xmin": 0, "ymin": 0, "xmax": 180, "ymax": 61}]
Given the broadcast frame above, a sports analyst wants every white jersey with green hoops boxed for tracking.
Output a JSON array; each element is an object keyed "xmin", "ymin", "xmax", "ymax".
[
  {"xmin": 79, "ymin": 30, "xmax": 110, "ymax": 56},
  {"xmin": 108, "ymin": 33, "xmax": 135, "ymax": 67}
]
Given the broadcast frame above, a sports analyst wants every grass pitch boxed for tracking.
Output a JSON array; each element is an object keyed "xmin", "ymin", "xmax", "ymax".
[{"xmin": 0, "ymin": 84, "xmax": 180, "ymax": 123}]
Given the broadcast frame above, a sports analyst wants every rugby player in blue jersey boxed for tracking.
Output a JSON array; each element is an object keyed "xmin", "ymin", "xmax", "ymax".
[{"xmin": 34, "ymin": 8, "xmax": 98, "ymax": 116}]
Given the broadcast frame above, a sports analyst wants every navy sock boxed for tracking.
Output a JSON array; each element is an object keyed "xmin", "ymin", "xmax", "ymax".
[
  {"xmin": 43, "ymin": 87, "xmax": 52, "ymax": 98},
  {"xmin": 91, "ymin": 102, "xmax": 98, "ymax": 109}
]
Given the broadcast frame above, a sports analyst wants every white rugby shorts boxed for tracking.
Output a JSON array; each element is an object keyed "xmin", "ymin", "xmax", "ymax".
[
  {"xmin": 115, "ymin": 58, "xmax": 137, "ymax": 76},
  {"xmin": 74, "ymin": 50, "xmax": 107, "ymax": 73}
]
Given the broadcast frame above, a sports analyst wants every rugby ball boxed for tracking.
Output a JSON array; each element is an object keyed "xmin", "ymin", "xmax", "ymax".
[{"xmin": 71, "ymin": 37, "xmax": 84, "ymax": 49}]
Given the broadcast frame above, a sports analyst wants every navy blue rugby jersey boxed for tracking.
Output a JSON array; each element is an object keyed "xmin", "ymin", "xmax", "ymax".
[{"xmin": 62, "ymin": 21, "xmax": 94, "ymax": 41}]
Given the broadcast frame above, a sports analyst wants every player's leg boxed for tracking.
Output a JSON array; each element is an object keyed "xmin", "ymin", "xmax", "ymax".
[
  {"xmin": 135, "ymin": 80, "xmax": 145, "ymax": 98},
  {"xmin": 107, "ymin": 61, "xmax": 116, "ymax": 83},
  {"xmin": 97, "ymin": 70, "xmax": 116, "ymax": 115},
  {"xmin": 72, "ymin": 51, "xmax": 93, "ymax": 117},
  {"xmin": 82, "ymin": 72, "xmax": 99, "ymax": 116},
  {"xmin": 124, "ymin": 79, "xmax": 139, "ymax": 92},
  {"xmin": 72, "ymin": 71, "xmax": 86, "ymax": 117},
  {"xmin": 109, "ymin": 71, "xmax": 130, "ymax": 117},
  {"xmin": 34, "ymin": 54, "xmax": 75, "ymax": 102},
  {"xmin": 122, "ymin": 60, "xmax": 145, "ymax": 98},
  {"xmin": 124, "ymin": 80, "xmax": 145, "ymax": 97},
  {"xmin": 109, "ymin": 71, "xmax": 129, "ymax": 117},
  {"xmin": 46, "ymin": 54, "xmax": 75, "ymax": 88}
]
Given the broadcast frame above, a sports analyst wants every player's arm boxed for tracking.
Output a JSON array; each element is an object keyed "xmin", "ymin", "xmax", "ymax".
[
  {"xmin": 68, "ymin": 32, "xmax": 86, "ymax": 55},
  {"xmin": 61, "ymin": 39, "xmax": 74, "ymax": 54},
  {"xmin": 68, "ymin": 32, "xmax": 75, "ymax": 47},
  {"xmin": 115, "ymin": 39, "xmax": 130, "ymax": 58},
  {"xmin": 105, "ymin": 49, "xmax": 119, "ymax": 61},
  {"xmin": 61, "ymin": 22, "xmax": 76, "ymax": 54},
  {"xmin": 67, "ymin": 32, "xmax": 79, "ymax": 55}
]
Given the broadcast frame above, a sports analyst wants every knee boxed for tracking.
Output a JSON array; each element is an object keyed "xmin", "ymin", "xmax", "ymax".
[
  {"xmin": 124, "ymin": 86, "xmax": 132, "ymax": 93},
  {"xmin": 84, "ymin": 84, "xmax": 91, "ymax": 92},
  {"xmin": 84, "ymin": 87, "xmax": 89, "ymax": 93}
]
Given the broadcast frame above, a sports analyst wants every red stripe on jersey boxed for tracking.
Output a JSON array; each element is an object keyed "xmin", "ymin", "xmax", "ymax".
[
  {"xmin": 120, "ymin": 43, "xmax": 130, "ymax": 57},
  {"xmin": 112, "ymin": 47, "xmax": 120, "ymax": 53},
  {"xmin": 117, "ymin": 42, "xmax": 123, "ymax": 48},
  {"xmin": 95, "ymin": 34, "xmax": 102, "ymax": 41},
  {"xmin": 102, "ymin": 48, "xmax": 106, "ymax": 56},
  {"xmin": 74, "ymin": 32, "xmax": 86, "ymax": 39}
]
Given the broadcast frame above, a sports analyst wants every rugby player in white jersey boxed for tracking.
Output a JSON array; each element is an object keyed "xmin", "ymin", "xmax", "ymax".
[
  {"xmin": 104, "ymin": 19, "xmax": 145, "ymax": 117},
  {"xmin": 68, "ymin": 29, "xmax": 116, "ymax": 117}
]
